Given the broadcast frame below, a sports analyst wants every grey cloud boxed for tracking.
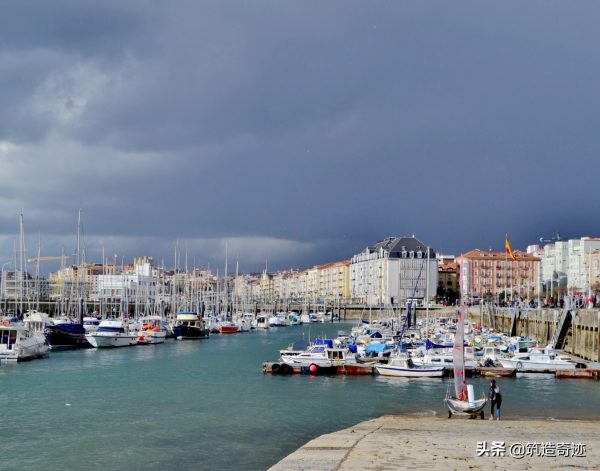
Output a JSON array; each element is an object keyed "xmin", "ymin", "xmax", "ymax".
[{"xmin": 1, "ymin": 1, "xmax": 600, "ymax": 272}]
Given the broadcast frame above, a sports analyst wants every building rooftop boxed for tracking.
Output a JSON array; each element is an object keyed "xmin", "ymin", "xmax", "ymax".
[
  {"xmin": 458, "ymin": 249, "xmax": 540, "ymax": 261},
  {"xmin": 366, "ymin": 236, "xmax": 436, "ymax": 258}
]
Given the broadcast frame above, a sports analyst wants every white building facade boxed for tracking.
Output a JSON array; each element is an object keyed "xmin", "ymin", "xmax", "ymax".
[
  {"xmin": 349, "ymin": 237, "xmax": 438, "ymax": 306},
  {"xmin": 541, "ymin": 237, "xmax": 600, "ymax": 295}
]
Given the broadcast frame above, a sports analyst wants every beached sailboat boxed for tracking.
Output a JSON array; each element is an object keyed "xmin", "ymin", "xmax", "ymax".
[{"xmin": 444, "ymin": 307, "xmax": 487, "ymax": 419}]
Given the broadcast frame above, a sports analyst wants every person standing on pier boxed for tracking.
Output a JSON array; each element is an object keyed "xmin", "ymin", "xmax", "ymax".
[
  {"xmin": 488, "ymin": 380, "xmax": 497, "ymax": 420},
  {"xmin": 495, "ymin": 388, "xmax": 502, "ymax": 420}
]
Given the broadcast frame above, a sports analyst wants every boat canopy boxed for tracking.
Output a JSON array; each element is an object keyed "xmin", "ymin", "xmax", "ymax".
[
  {"xmin": 365, "ymin": 343, "xmax": 387, "ymax": 355},
  {"xmin": 290, "ymin": 340, "xmax": 309, "ymax": 351},
  {"xmin": 314, "ymin": 339, "xmax": 333, "ymax": 348}
]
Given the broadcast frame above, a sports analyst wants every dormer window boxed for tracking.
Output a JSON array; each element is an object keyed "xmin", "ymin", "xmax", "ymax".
[
  {"xmin": 402, "ymin": 251, "xmax": 407, "ymax": 258},
  {"xmin": 409, "ymin": 251, "xmax": 415, "ymax": 258},
  {"xmin": 417, "ymin": 251, "xmax": 422, "ymax": 258}
]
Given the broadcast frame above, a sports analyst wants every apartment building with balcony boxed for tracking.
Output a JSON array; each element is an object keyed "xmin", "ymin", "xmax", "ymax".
[{"xmin": 456, "ymin": 249, "xmax": 540, "ymax": 301}]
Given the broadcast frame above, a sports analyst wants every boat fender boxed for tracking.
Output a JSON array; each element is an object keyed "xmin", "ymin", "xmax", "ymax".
[
  {"xmin": 281, "ymin": 364, "xmax": 293, "ymax": 375},
  {"xmin": 309, "ymin": 363, "xmax": 318, "ymax": 374},
  {"xmin": 271, "ymin": 363, "xmax": 281, "ymax": 374},
  {"xmin": 516, "ymin": 361, "xmax": 523, "ymax": 369}
]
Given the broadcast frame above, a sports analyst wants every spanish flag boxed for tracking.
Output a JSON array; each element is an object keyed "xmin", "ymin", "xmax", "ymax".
[{"xmin": 505, "ymin": 234, "xmax": 516, "ymax": 261}]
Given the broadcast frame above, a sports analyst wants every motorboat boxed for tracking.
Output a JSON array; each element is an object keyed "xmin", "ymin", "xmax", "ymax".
[
  {"xmin": 277, "ymin": 313, "xmax": 289, "ymax": 326},
  {"xmin": 242, "ymin": 312, "xmax": 257, "ymax": 329},
  {"xmin": 411, "ymin": 351, "xmax": 478, "ymax": 369},
  {"xmin": 173, "ymin": 312, "xmax": 209, "ymax": 340},
  {"xmin": 256, "ymin": 314, "xmax": 269, "ymax": 330},
  {"xmin": 279, "ymin": 340, "xmax": 310, "ymax": 359},
  {"xmin": 137, "ymin": 316, "xmax": 167, "ymax": 344},
  {"xmin": 375, "ymin": 355, "xmax": 444, "ymax": 377},
  {"xmin": 280, "ymin": 339, "xmax": 349, "ymax": 367},
  {"xmin": 44, "ymin": 317, "xmax": 91, "ymax": 350},
  {"xmin": 85, "ymin": 319, "xmax": 138, "ymax": 348},
  {"xmin": 0, "ymin": 318, "xmax": 49, "ymax": 362},
  {"xmin": 234, "ymin": 316, "xmax": 251, "ymax": 332},
  {"xmin": 83, "ymin": 316, "xmax": 101, "ymax": 333},
  {"xmin": 218, "ymin": 321, "xmax": 239, "ymax": 334},
  {"xmin": 499, "ymin": 346, "xmax": 576, "ymax": 370}
]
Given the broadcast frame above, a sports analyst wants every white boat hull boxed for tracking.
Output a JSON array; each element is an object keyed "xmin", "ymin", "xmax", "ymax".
[
  {"xmin": 499, "ymin": 359, "xmax": 576, "ymax": 370},
  {"xmin": 375, "ymin": 364, "xmax": 444, "ymax": 377},
  {"xmin": 0, "ymin": 328, "xmax": 49, "ymax": 362},
  {"xmin": 86, "ymin": 333, "xmax": 138, "ymax": 348},
  {"xmin": 446, "ymin": 397, "xmax": 487, "ymax": 415},
  {"xmin": 137, "ymin": 331, "xmax": 166, "ymax": 344}
]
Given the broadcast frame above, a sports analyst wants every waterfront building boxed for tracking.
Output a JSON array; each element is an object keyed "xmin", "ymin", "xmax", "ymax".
[
  {"xmin": 437, "ymin": 261, "xmax": 458, "ymax": 304},
  {"xmin": 258, "ymin": 270, "xmax": 274, "ymax": 302},
  {"xmin": 588, "ymin": 250, "xmax": 600, "ymax": 295},
  {"xmin": 456, "ymin": 249, "xmax": 540, "ymax": 302},
  {"xmin": 0, "ymin": 270, "xmax": 47, "ymax": 305},
  {"xmin": 540, "ymin": 237, "xmax": 600, "ymax": 296},
  {"xmin": 233, "ymin": 273, "xmax": 259, "ymax": 305},
  {"xmin": 349, "ymin": 236, "xmax": 437, "ymax": 306},
  {"xmin": 317, "ymin": 260, "xmax": 351, "ymax": 302}
]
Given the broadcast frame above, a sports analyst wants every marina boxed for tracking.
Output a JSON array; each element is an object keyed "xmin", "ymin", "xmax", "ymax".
[{"xmin": 2, "ymin": 320, "xmax": 600, "ymax": 470}]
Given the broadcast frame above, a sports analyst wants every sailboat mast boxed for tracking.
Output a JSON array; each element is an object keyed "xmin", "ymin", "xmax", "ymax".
[
  {"xmin": 18, "ymin": 211, "xmax": 26, "ymax": 317},
  {"xmin": 425, "ymin": 246, "xmax": 430, "ymax": 335}
]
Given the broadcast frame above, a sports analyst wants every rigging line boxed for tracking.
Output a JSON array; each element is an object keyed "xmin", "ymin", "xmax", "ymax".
[{"xmin": 397, "ymin": 255, "xmax": 428, "ymax": 348}]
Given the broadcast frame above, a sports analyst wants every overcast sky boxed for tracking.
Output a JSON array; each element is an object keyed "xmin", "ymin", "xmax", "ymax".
[{"xmin": 1, "ymin": 1, "xmax": 599, "ymax": 273}]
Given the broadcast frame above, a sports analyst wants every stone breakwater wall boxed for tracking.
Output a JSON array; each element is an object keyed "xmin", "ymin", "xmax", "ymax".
[
  {"xmin": 269, "ymin": 415, "xmax": 600, "ymax": 471},
  {"xmin": 466, "ymin": 307, "xmax": 600, "ymax": 362}
]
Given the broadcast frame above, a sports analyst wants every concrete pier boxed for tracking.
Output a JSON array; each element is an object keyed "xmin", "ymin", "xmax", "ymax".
[{"xmin": 269, "ymin": 415, "xmax": 600, "ymax": 470}]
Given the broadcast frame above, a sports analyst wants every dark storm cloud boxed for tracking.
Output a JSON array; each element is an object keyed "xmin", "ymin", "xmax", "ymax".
[{"xmin": 2, "ymin": 1, "xmax": 600, "ymax": 271}]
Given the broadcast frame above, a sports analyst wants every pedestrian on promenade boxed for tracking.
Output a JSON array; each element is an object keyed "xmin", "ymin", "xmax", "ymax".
[
  {"xmin": 488, "ymin": 380, "xmax": 497, "ymax": 420},
  {"xmin": 495, "ymin": 388, "xmax": 502, "ymax": 421}
]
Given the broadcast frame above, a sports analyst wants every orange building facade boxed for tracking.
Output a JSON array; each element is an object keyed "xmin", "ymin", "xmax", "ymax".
[{"xmin": 456, "ymin": 249, "xmax": 541, "ymax": 302}]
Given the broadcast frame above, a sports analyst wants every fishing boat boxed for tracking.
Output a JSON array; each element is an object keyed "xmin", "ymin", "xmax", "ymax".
[
  {"xmin": 444, "ymin": 307, "xmax": 487, "ymax": 419},
  {"xmin": 375, "ymin": 354, "xmax": 444, "ymax": 377},
  {"xmin": 173, "ymin": 312, "xmax": 209, "ymax": 340},
  {"xmin": 85, "ymin": 319, "xmax": 138, "ymax": 348}
]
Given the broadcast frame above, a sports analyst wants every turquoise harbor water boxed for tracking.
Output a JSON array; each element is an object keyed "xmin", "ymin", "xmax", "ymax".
[{"xmin": 2, "ymin": 322, "xmax": 600, "ymax": 470}]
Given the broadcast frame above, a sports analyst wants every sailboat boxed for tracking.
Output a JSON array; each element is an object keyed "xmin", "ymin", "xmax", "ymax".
[{"xmin": 444, "ymin": 306, "xmax": 487, "ymax": 419}]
